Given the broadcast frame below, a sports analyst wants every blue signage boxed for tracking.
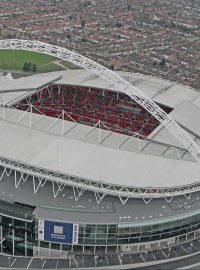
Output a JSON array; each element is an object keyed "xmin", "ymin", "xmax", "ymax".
[
  {"xmin": 44, "ymin": 220, "xmax": 73, "ymax": 244},
  {"xmin": 38, "ymin": 219, "xmax": 79, "ymax": 244}
]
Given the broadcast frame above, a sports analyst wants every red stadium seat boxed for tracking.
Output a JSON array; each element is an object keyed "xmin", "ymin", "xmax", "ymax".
[{"xmin": 16, "ymin": 85, "xmax": 171, "ymax": 137}]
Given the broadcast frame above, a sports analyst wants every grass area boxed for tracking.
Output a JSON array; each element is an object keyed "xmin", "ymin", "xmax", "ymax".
[
  {"xmin": 0, "ymin": 50, "xmax": 77, "ymax": 73},
  {"xmin": 59, "ymin": 60, "xmax": 78, "ymax": 70}
]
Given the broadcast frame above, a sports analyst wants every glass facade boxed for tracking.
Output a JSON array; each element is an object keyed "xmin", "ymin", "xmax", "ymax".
[
  {"xmin": 1, "ymin": 207, "xmax": 200, "ymax": 256},
  {"xmin": 74, "ymin": 210, "xmax": 200, "ymax": 246},
  {"xmin": 1, "ymin": 216, "xmax": 35, "ymax": 256},
  {"xmin": 78, "ymin": 224, "xmax": 117, "ymax": 245}
]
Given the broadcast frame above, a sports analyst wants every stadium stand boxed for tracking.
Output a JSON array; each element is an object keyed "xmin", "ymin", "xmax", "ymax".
[{"xmin": 16, "ymin": 85, "xmax": 172, "ymax": 138}]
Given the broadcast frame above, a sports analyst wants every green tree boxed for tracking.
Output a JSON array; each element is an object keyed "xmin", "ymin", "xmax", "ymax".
[
  {"xmin": 81, "ymin": 20, "xmax": 85, "ymax": 30},
  {"xmin": 110, "ymin": 64, "xmax": 115, "ymax": 70},
  {"xmin": 127, "ymin": 4, "xmax": 131, "ymax": 10},
  {"xmin": 81, "ymin": 37, "xmax": 87, "ymax": 42},
  {"xmin": 27, "ymin": 62, "xmax": 32, "ymax": 72},
  {"xmin": 23, "ymin": 62, "xmax": 28, "ymax": 72},
  {"xmin": 32, "ymin": 64, "xmax": 37, "ymax": 72},
  {"xmin": 116, "ymin": 21, "xmax": 122, "ymax": 28},
  {"xmin": 159, "ymin": 58, "xmax": 166, "ymax": 68}
]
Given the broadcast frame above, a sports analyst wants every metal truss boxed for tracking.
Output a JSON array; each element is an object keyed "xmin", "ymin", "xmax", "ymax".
[
  {"xmin": 0, "ymin": 155, "xmax": 199, "ymax": 204},
  {"xmin": 8, "ymin": 100, "xmax": 189, "ymax": 159},
  {"xmin": 0, "ymin": 39, "xmax": 200, "ymax": 163}
]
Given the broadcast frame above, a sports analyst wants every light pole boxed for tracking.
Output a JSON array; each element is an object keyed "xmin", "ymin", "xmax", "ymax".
[
  {"xmin": 144, "ymin": 251, "xmax": 148, "ymax": 262},
  {"xmin": 168, "ymin": 247, "xmax": 171, "ymax": 258},
  {"xmin": 189, "ymin": 242, "xmax": 193, "ymax": 254}
]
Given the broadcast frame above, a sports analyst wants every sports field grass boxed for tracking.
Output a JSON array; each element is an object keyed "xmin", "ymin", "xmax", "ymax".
[{"xmin": 0, "ymin": 50, "xmax": 76, "ymax": 72}]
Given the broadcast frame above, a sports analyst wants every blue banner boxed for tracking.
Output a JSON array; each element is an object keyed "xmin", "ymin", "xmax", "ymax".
[{"xmin": 43, "ymin": 220, "xmax": 73, "ymax": 244}]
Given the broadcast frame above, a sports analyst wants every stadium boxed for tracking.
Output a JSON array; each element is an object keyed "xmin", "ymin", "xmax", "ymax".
[{"xmin": 0, "ymin": 39, "xmax": 200, "ymax": 269}]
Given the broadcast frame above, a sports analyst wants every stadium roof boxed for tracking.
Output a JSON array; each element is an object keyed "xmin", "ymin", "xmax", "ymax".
[
  {"xmin": 0, "ymin": 72, "xmax": 62, "ymax": 105},
  {"xmin": 1, "ymin": 172, "xmax": 200, "ymax": 224},
  {"xmin": 0, "ymin": 70, "xmax": 200, "ymax": 193},
  {"xmin": 0, "ymin": 70, "xmax": 199, "ymax": 109},
  {"xmin": 170, "ymin": 101, "xmax": 200, "ymax": 138},
  {"xmin": 149, "ymin": 102, "xmax": 200, "ymax": 150},
  {"xmin": 0, "ymin": 107, "xmax": 199, "ymax": 189}
]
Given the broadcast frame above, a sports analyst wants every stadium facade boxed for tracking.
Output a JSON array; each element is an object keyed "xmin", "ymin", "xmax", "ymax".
[{"xmin": 0, "ymin": 40, "xmax": 200, "ymax": 268}]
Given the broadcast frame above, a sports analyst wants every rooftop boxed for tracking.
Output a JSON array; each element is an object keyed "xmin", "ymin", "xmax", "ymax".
[
  {"xmin": 0, "ymin": 70, "xmax": 198, "ymax": 109},
  {"xmin": 0, "ymin": 107, "xmax": 199, "ymax": 189},
  {"xmin": 1, "ymin": 168, "xmax": 200, "ymax": 224},
  {"xmin": 0, "ymin": 70, "xmax": 199, "ymax": 192}
]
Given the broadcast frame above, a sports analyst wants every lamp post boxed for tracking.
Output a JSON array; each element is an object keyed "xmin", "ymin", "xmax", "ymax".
[
  {"xmin": 168, "ymin": 247, "xmax": 171, "ymax": 258},
  {"xmin": 189, "ymin": 242, "xmax": 193, "ymax": 254}
]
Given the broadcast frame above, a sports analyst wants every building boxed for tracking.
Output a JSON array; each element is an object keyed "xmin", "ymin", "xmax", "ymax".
[{"xmin": 0, "ymin": 40, "xmax": 200, "ymax": 269}]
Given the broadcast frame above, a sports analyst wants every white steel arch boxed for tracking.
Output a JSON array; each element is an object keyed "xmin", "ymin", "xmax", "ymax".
[{"xmin": 0, "ymin": 39, "xmax": 200, "ymax": 164}]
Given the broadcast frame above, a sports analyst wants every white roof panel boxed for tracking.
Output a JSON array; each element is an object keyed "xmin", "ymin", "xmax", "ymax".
[
  {"xmin": 148, "ymin": 122, "xmax": 196, "ymax": 150},
  {"xmin": 0, "ymin": 90, "xmax": 32, "ymax": 105},
  {"xmin": 192, "ymin": 95, "xmax": 200, "ymax": 108},
  {"xmin": 0, "ymin": 72, "xmax": 62, "ymax": 92},
  {"xmin": 0, "ymin": 114, "xmax": 199, "ymax": 188},
  {"xmin": 101, "ymin": 133, "xmax": 130, "ymax": 148},
  {"xmin": 0, "ymin": 72, "xmax": 63, "ymax": 105},
  {"xmin": 32, "ymin": 116, "xmax": 58, "ymax": 131},
  {"xmin": 142, "ymin": 142, "xmax": 168, "ymax": 156},
  {"xmin": 154, "ymin": 84, "xmax": 198, "ymax": 108},
  {"xmin": 49, "ymin": 120, "xmax": 77, "ymax": 136},
  {"xmin": 83, "ymin": 128, "xmax": 111, "ymax": 144},
  {"xmin": 65, "ymin": 123, "xmax": 92, "ymax": 140},
  {"xmin": 0, "ymin": 70, "xmax": 199, "ymax": 111},
  {"xmin": 149, "ymin": 125, "xmax": 186, "ymax": 149},
  {"xmin": 170, "ymin": 101, "xmax": 200, "ymax": 138},
  {"xmin": 120, "ymin": 137, "xmax": 148, "ymax": 152}
]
